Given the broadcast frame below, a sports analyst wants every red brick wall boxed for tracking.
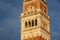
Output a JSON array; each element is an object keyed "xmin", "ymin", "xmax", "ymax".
[
  {"xmin": 40, "ymin": 2, "xmax": 47, "ymax": 13},
  {"xmin": 23, "ymin": 1, "xmax": 47, "ymax": 13},
  {"xmin": 23, "ymin": 36, "xmax": 46, "ymax": 40},
  {"xmin": 24, "ymin": 1, "xmax": 37, "ymax": 12}
]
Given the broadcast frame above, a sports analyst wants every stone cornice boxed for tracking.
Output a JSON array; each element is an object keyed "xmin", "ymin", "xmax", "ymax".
[
  {"xmin": 20, "ymin": 11, "xmax": 50, "ymax": 21},
  {"xmin": 21, "ymin": 26, "xmax": 50, "ymax": 35}
]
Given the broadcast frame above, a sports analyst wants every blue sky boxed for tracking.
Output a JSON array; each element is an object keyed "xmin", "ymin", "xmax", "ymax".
[{"xmin": 0, "ymin": 0, "xmax": 60, "ymax": 40}]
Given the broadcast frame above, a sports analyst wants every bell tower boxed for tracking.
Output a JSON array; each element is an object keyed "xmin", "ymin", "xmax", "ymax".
[{"xmin": 20, "ymin": 0, "xmax": 50, "ymax": 40}]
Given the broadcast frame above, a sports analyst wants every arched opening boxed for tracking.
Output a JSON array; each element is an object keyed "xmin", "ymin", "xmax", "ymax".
[
  {"xmin": 32, "ymin": 20, "xmax": 34, "ymax": 27},
  {"xmin": 35, "ymin": 19, "xmax": 37, "ymax": 26},
  {"xmin": 28, "ymin": 21, "xmax": 31, "ymax": 27},
  {"xmin": 25, "ymin": 21, "xmax": 27, "ymax": 28}
]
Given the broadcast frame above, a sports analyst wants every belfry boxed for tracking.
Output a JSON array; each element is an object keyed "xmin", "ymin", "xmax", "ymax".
[{"xmin": 20, "ymin": 0, "xmax": 50, "ymax": 40}]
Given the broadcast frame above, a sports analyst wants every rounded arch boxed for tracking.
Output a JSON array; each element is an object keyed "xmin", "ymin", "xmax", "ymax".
[
  {"xmin": 35, "ymin": 19, "xmax": 37, "ymax": 26},
  {"xmin": 28, "ymin": 21, "xmax": 31, "ymax": 27},
  {"xmin": 25, "ymin": 21, "xmax": 27, "ymax": 28},
  {"xmin": 32, "ymin": 20, "xmax": 34, "ymax": 27}
]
